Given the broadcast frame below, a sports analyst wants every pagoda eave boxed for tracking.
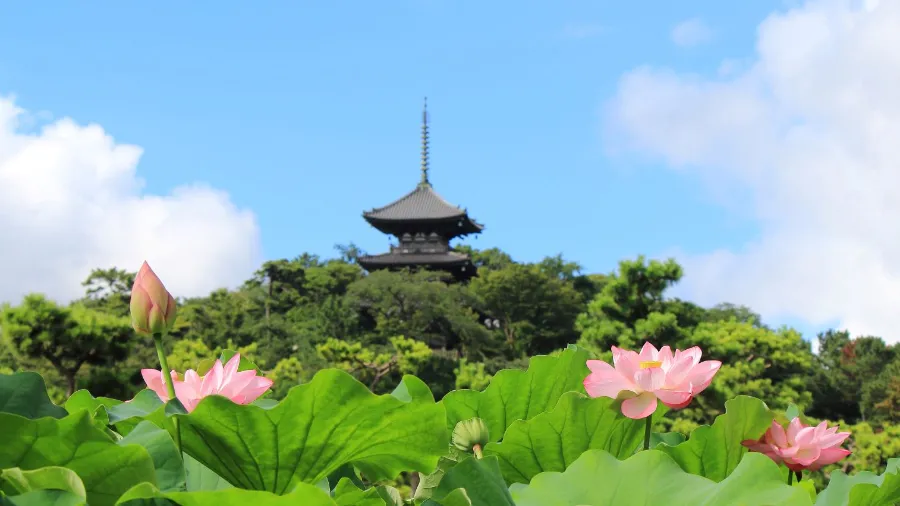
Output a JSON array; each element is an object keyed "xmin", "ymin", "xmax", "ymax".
[
  {"xmin": 362, "ymin": 215, "xmax": 484, "ymax": 238},
  {"xmin": 358, "ymin": 252, "xmax": 478, "ymax": 281},
  {"xmin": 358, "ymin": 251, "xmax": 470, "ymax": 267}
]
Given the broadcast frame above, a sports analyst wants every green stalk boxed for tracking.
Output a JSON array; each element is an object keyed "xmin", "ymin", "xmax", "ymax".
[
  {"xmin": 787, "ymin": 468, "xmax": 794, "ymax": 485},
  {"xmin": 153, "ymin": 333, "xmax": 183, "ymax": 457},
  {"xmin": 643, "ymin": 416, "xmax": 653, "ymax": 451}
]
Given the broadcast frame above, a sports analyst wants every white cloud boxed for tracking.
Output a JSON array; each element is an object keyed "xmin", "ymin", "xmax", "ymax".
[
  {"xmin": 607, "ymin": 0, "xmax": 900, "ymax": 343},
  {"xmin": 670, "ymin": 18, "xmax": 713, "ymax": 47},
  {"xmin": 0, "ymin": 96, "xmax": 261, "ymax": 305}
]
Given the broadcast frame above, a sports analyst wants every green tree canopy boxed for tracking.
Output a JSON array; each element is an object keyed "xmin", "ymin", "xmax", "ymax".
[
  {"xmin": 1, "ymin": 294, "xmax": 134, "ymax": 395},
  {"xmin": 469, "ymin": 262, "xmax": 584, "ymax": 356}
]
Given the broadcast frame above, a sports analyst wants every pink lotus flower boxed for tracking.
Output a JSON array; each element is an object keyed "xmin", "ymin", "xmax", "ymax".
[
  {"xmin": 742, "ymin": 418, "xmax": 851, "ymax": 472},
  {"xmin": 141, "ymin": 354, "xmax": 274, "ymax": 412},
  {"xmin": 583, "ymin": 342, "xmax": 722, "ymax": 419},
  {"xmin": 130, "ymin": 261, "xmax": 177, "ymax": 336}
]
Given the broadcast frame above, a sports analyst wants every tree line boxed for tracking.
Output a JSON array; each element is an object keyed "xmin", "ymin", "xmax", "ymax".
[{"xmin": 1, "ymin": 246, "xmax": 898, "ymax": 480}]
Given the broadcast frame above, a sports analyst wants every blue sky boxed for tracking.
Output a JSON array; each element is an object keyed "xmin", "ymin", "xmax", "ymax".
[{"xmin": 1, "ymin": 0, "xmax": 856, "ymax": 340}]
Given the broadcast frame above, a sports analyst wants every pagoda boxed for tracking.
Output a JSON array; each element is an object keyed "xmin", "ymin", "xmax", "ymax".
[{"xmin": 357, "ymin": 100, "xmax": 484, "ymax": 281}]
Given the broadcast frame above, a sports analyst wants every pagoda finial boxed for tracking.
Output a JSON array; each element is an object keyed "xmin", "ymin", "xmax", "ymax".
[{"xmin": 420, "ymin": 97, "xmax": 430, "ymax": 187}]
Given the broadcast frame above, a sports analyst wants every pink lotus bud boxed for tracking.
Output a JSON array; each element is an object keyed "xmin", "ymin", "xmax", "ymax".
[{"xmin": 130, "ymin": 261, "xmax": 177, "ymax": 336}]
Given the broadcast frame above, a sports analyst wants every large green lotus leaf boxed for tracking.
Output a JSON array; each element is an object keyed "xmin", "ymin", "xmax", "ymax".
[
  {"xmin": 183, "ymin": 455, "xmax": 232, "ymax": 492},
  {"xmin": 649, "ymin": 431, "xmax": 686, "ymax": 448},
  {"xmin": 165, "ymin": 369, "xmax": 447, "ymax": 494},
  {"xmin": 816, "ymin": 458, "xmax": 900, "ymax": 506},
  {"xmin": 115, "ymin": 481, "xmax": 338, "ymax": 505},
  {"xmin": 656, "ymin": 395, "xmax": 774, "ymax": 481},
  {"xmin": 428, "ymin": 457, "xmax": 514, "ymax": 506},
  {"xmin": 421, "ymin": 489, "xmax": 471, "ymax": 506},
  {"xmin": 65, "ymin": 390, "xmax": 121, "ymax": 437},
  {"xmin": 0, "ymin": 466, "xmax": 87, "ymax": 499},
  {"xmin": 65, "ymin": 390, "xmax": 122, "ymax": 421},
  {"xmin": 510, "ymin": 449, "xmax": 813, "ymax": 506},
  {"xmin": 441, "ymin": 345, "xmax": 589, "ymax": 443},
  {"xmin": 0, "ymin": 372, "xmax": 67, "ymax": 419},
  {"xmin": 106, "ymin": 390, "xmax": 171, "ymax": 436},
  {"xmin": 331, "ymin": 478, "xmax": 389, "ymax": 506},
  {"xmin": 413, "ymin": 451, "xmax": 466, "ymax": 501},
  {"xmin": 118, "ymin": 421, "xmax": 186, "ymax": 492},
  {"xmin": 0, "ymin": 411, "xmax": 157, "ymax": 506},
  {"xmin": 484, "ymin": 392, "xmax": 662, "ymax": 484},
  {"xmin": 0, "ymin": 489, "xmax": 87, "ymax": 506}
]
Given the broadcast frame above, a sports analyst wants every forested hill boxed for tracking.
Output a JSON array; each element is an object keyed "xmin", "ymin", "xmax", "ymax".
[{"xmin": 1, "ymin": 247, "xmax": 898, "ymax": 480}]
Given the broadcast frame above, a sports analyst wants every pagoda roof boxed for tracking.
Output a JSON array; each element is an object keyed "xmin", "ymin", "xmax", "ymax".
[
  {"xmin": 364, "ymin": 184, "xmax": 468, "ymax": 220},
  {"xmin": 363, "ymin": 184, "xmax": 484, "ymax": 230}
]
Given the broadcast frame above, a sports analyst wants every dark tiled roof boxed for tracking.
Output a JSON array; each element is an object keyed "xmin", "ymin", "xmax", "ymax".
[
  {"xmin": 364, "ymin": 184, "xmax": 475, "ymax": 222},
  {"xmin": 358, "ymin": 250, "xmax": 471, "ymax": 266}
]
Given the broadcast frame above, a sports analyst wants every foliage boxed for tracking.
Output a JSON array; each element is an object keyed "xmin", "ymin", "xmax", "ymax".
[
  {"xmin": 682, "ymin": 321, "xmax": 813, "ymax": 424},
  {"xmin": 2, "ymin": 346, "xmax": 900, "ymax": 504},
  {"xmin": 469, "ymin": 263, "xmax": 584, "ymax": 356},
  {"xmin": 576, "ymin": 256, "xmax": 687, "ymax": 353},
  {"xmin": 1, "ymin": 295, "xmax": 134, "ymax": 395},
  {"xmin": 483, "ymin": 392, "xmax": 661, "ymax": 483},
  {"xmin": 510, "ymin": 450, "xmax": 812, "ymax": 506},
  {"xmin": 453, "ymin": 359, "xmax": 491, "ymax": 391},
  {"xmin": 317, "ymin": 336, "xmax": 432, "ymax": 392},
  {"xmin": 1, "ymin": 249, "xmax": 899, "ymax": 503}
]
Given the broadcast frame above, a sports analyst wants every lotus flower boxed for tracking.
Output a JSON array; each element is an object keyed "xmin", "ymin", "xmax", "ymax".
[
  {"xmin": 583, "ymin": 342, "xmax": 722, "ymax": 419},
  {"xmin": 141, "ymin": 354, "xmax": 274, "ymax": 412},
  {"xmin": 130, "ymin": 261, "xmax": 177, "ymax": 336},
  {"xmin": 742, "ymin": 418, "xmax": 851, "ymax": 472}
]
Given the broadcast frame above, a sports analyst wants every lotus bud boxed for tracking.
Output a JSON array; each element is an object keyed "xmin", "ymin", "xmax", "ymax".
[
  {"xmin": 451, "ymin": 418, "xmax": 490, "ymax": 458},
  {"xmin": 130, "ymin": 261, "xmax": 177, "ymax": 336}
]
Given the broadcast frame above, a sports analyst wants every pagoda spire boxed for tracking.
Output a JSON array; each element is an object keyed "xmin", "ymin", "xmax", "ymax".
[{"xmin": 420, "ymin": 97, "xmax": 430, "ymax": 187}]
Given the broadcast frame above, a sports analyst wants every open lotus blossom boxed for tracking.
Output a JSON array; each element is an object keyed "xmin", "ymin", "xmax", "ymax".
[
  {"xmin": 583, "ymin": 342, "xmax": 722, "ymax": 419},
  {"xmin": 141, "ymin": 353, "xmax": 274, "ymax": 412},
  {"xmin": 130, "ymin": 261, "xmax": 178, "ymax": 336},
  {"xmin": 741, "ymin": 418, "xmax": 851, "ymax": 472}
]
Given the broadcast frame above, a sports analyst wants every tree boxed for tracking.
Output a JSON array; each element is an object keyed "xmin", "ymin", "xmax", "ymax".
[
  {"xmin": 454, "ymin": 358, "xmax": 492, "ymax": 391},
  {"xmin": 79, "ymin": 267, "xmax": 136, "ymax": 317},
  {"xmin": 537, "ymin": 254, "xmax": 583, "ymax": 281},
  {"xmin": 334, "ymin": 242, "xmax": 366, "ymax": 263},
  {"xmin": 345, "ymin": 270, "xmax": 495, "ymax": 357},
  {"xmin": 317, "ymin": 335, "xmax": 432, "ymax": 392},
  {"xmin": 701, "ymin": 303, "xmax": 763, "ymax": 327},
  {"xmin": 454, "ymin": 246, "xmax": 514, "ymax": 272},
  {"xmin": 268, "ymin": 356, "xmax": 306, "ymax": 399},
  {"xmin": 860, "ymin": 356, "xmax": 900, "ymax": 424},
  {"xmin": 683, "ymin": 320, "xmax": 814, "ymax": 425},
  {"xmin": 469, "ymin": 262, "xmax": 584, "ymax": 355},
  {"xmin": 576, "ymin": 256, "xmax": 688, "ymax": 354},
  {"xmin": 178, "ymin": 289, "xmax": 260, "ymax": 350},
  {"xmin": 1, "ymin": 294, "xmax": 134, "ymax": 395},
  {"xmin": 807, "ymin": 330, "xmax": 896, "ymax": 424}
]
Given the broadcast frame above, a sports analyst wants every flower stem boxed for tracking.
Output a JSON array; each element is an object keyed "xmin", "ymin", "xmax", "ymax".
[
  {"xmin": 787, "ymin": 468, "xmax": 794, "ymax": 485},
  {"xmin": 796, "ymin": 471, "xmax": 802, "ymax": 482},
  {"xmin": 473, "ymin": 444, "xmax": 483, "ymax": 459},
  {"xmin": 643, "ymin": 416, "xmax": 653, "ymax": 451},
  {"xmin": 153, "ymin": 333, "xmax": 182, "ymax": 456}
]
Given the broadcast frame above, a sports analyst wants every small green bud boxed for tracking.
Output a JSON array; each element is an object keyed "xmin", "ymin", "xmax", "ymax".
[{"xmin": 451, "ymin": 418, "xmax": 490, "ymax": 457}]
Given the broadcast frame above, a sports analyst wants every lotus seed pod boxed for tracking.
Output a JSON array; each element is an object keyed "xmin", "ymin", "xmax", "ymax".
[{"xmin": 451, "ymin": 417, "xmax": 490, "ymax": 454}]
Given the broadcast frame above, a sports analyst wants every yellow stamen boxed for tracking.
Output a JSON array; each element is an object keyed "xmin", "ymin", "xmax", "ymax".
[{"xmin": 640, "ymin": 360, "xmax": 662, "ymax": 369}]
